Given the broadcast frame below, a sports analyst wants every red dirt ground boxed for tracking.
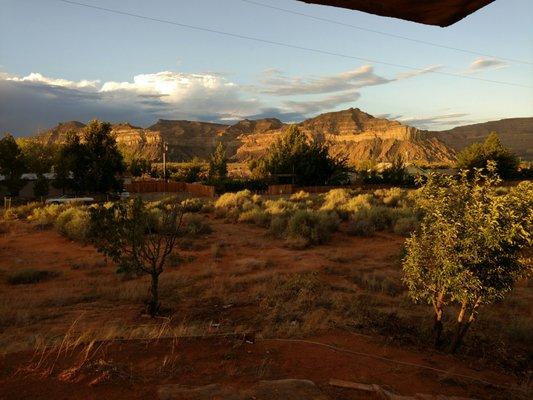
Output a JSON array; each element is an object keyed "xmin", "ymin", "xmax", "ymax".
[{"xmin": 0, "ymin": 220, "xmax": 528, "ymax": 399}]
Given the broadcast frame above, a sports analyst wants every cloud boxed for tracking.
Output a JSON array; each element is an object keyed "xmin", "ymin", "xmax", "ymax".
[
  {"xmin": 0, "ymin": 71, "xmax": 265, "ymax": 135},
  {"xmin": 282, "ymin": 91, "xmax": 361, "ymax": 115},
  {"xmin": 5, "ymin": 72, "xmax": 100, "ymax": 90},
  {"xmin": 260, "ymin": 65, "xmax": 390, "ymax": 96},
  {"xmin": 399, "ymin": 113, "xmax": 474, "ymax": 129},
  {"xmin": 0, "ymin": 63, "xmax": 452, "ymax": 135},
  {"xmin": 465, "ymin": 58, "xmax": 508, "ymax": 74},
  {"xmin": 396, "ymin": 65, "xmax": 443, "ymax": 80}
]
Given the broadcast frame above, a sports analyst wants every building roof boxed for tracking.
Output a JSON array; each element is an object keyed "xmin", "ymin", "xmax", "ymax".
[{"xmin": 296, "ymin": 0, "xmax": 494, "ymax": 27}]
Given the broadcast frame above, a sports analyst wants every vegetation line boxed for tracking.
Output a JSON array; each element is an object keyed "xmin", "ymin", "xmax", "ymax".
[
  {"xmin": 55, "ymin": 0, "xmax": 531, "ymax": 88},
  {"xmin": 260, "ymin": 338, "xmax": 522, "ymax": 392}
]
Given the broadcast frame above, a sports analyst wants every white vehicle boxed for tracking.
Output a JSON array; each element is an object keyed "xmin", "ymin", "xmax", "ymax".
[{"xmin": 45, "ymin": 195, "xmax": 95, "ymax": 205}]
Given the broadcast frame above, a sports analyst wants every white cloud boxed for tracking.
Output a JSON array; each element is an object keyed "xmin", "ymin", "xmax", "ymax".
[
  {"xmin": 6, "ymin": 72, "xmax": 100, "ymax": 90},
  {"xmin": 282, "ymin": 91, "xmax": 361, "ymax": 115},
  {"xmin": 465, "ymin": 58, "xmax": 508, "ymax": 74},
  {"xmin": 0, "ymin": 63, "xmax": 458, "ymax": 135},
  {"xmin": 396, "ymin": 65, "xmax": 443, "ymax": 80},
  {"xmin": 399, "ymin": 113, "xmax": 473, "ymax": 129},
  {"xmin": 260, "ymin": 65, "xmax": 390, "ymax": 96}
]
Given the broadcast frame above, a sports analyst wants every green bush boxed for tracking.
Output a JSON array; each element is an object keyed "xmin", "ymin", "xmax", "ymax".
[
  {"xmin": 55, "ymin": 207, "xmax": 91, "ymax": 241},
  {"xmin": 28, "ymin": 204, "xmax": 64, "ymax": 227},
  {"xmin": 269, "ymin": 215, "xmax": 289, "ymax": 238},
  {"xmin": 285, "ymin": 210, "xmax": 340, "ymax": 247},
  {"xmin": 289, "ymin": 190, "xmax": 311, "ymax": 202},
  {"xmin": 214, "ymin": 190, "xmax": 260, "ymax": 211},
  {"xmin": 7, "ymin": 269, "xmax": 59, "ymax": 285},
  {"xmin": 6, "ymin": 202, "xmax": 42, "ymax": 220},
  {"xmin": 346, "ymin": 218, "xmax": 376, "ymax": 237},
  {"xmin": 238, "ymin": 208, "xmax": 270, "ymax": 227},
  {"xmin": 374, "ymin": 187, "xmax": 407, "ymax": 207},
  {"xmin": 264, "ymin": 198, "xmax": 301, "ymax": 215},
  {"xmin": 180, "ymin": 197, "xmax": 205, "ymax": 213},
  {"xmin": 393, "ymin": 216, "xmax": 419, "ymax": 236},
  {"xmin": 183, "ymin": 214, "xmax": 212, "ymax": 235}
]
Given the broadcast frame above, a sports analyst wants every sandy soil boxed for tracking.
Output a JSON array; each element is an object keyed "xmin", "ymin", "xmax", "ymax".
[{"xmin": 0, "ymin": 219, "xmax": 529, "ymax": 399}]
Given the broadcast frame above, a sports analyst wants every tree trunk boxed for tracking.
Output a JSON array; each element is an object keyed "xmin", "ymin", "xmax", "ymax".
[
  {"xmin": 432, "ymin": 293, "xmax": 445, "ymax": 349},
  {"xmin": 450, "ymin": 299, "xmax": 480, "ymax": 353},
  {"xmin": 148, "ymin": 273, "xmax": 160, "ymax": 316}
]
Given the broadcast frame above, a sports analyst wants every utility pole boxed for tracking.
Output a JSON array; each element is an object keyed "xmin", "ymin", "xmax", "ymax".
[{"xmin": 162, "ymin": 141, "xmax": 168, "ymax": 182}]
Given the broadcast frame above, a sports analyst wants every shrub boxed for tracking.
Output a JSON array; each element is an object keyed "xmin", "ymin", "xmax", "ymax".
[
  {"xmin": 374, "ymin": 187, "xmax": 407, "ymax": 207},
  {"xmin": 7, "ymin": 269, "xmax": 58, "ymax": 285},
  {"xmin": 264, "ymin": 198, "xmax": 301, "ymax": 215},
  {"xmin": 183, "ymin": 214, "xmax": 212, "ymax": 236},
  {"xmin": 180, "ymin": 197, "xmax": 205, "ymax": 213},
  {"xmin": 238, "ymin": 208, "xmax": 270, "ymax": 227},
  {"xmin": 7, "ymin": 202, "xmax": 42, "ymax": 220},
  {"xmin": 393, "ymin": 216, "xmax": 419, "ymax": 236},
  {"xmin": 346, "ymin": 218, "xmax": 376, "ymax": 237},
  {"xmin": 28, "ymin": 204, "xmax": 64, "ymax": 228},
  {"xmin": 285, "ymin": 210, "xmax": 340, "ymax": 247},
  {"xmin": 55, "ymin": 207, "xmax": 91, "ymax": 241},
  {"xmin": 344, "ymin": 194, "xmax": 375, "ymax": 213},
  {"xmin": 320, "ymin": 188, "xmax": 353, "ymax": 218},
  {"xmin": 269, "ymin": 215, "xmax": 289, "ymax": 238},
  {"xmin": 289, "ymin": 190, "xmax": 310, "ymax": 202}
]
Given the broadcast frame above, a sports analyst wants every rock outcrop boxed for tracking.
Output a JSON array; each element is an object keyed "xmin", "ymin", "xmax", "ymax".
[{"xmin": 37, "ymin": 109, "xmax": 532, "ymax": 165}]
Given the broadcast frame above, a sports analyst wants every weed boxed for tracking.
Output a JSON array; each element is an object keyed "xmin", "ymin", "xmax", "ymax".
[{"xmin": 7, "ymin": 269, "xmax": 59, "ymax": 285}]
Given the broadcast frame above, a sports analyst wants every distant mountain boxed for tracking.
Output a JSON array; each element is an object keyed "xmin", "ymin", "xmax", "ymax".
[
  {"xmin": 430, "ymin": 118, "xmax": 533, "ymax": 161},
  {"xmin": 35, "ymin": 110, "xmax": 533, "ymax": 165}
]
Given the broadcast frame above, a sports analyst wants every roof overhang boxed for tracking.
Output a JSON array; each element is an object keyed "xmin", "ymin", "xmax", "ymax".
[{"xmin": 296, "ymin": 0, "xmax": 495, "ymax": 27}]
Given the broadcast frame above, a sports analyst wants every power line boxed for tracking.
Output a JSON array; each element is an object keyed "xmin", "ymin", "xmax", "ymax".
[
  {"xmin": 240, "ymin": 0, "xmax": 533, "ymax": 66},
  {"xmin": 55, "ymin": 0, "xmax": 531, "ymax": 89}
]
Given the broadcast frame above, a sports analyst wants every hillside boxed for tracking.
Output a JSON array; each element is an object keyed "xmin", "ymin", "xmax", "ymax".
[
  {"xmin": 431, "ymin": 117, "xmax": 533, "ymax": 161},
  {"xmin": 37, "ymin": 108, "xmax": 461, "ymax": 165}
]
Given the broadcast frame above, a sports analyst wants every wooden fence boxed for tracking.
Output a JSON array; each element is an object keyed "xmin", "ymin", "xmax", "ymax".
[{"xmin": 125, "ymin": 180, "xmax": 216, "ymax": 198}]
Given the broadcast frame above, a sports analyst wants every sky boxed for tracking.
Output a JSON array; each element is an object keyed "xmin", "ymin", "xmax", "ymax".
[{"xmin": 0, "ymin": 0, "xmax": 532, "ymax": 136}]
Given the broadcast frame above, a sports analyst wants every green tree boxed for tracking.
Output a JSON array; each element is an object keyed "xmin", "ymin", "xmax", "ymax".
[
  {"xmin": 128, "ymin": 158, "xmax": 152, "ymax": 177},
  {"xmin": 252, "ymin": 125, "xmax": 351, "ymax": 186},
  {"xmin": 402, "ymin": 165, "xmax": 532, "ymax": 352},
  {"xmin": 90, "ymin": 198, "xmax": 184, "ymax": 316},
  {"xmin": 53, "ymin": 120, "xmax": 125, "ymax": 194},
  {"xmin": 53, "ymin": 132, "xmax": 86, "ymax": 194},
  {"xmin": 208, "ymin": 142, "xmax": 228, "ymax": 181},
  {"xmin": 0, "ymin": 134, "xmax": 26, "ymax": 196},
  {"xmin": 83, "ymin": 120, "xmax": 125, "ymax": 193},
  {"xmin": 33, "ymin": 173, "xmax": 50, "ymax": 199},
  {"xmin": 456, "ymin": 132, "xmax": 519, "ymax": 178},
  {"xmin": 17, "ymin": 138, "xmax": 58, "ymax": 175}
]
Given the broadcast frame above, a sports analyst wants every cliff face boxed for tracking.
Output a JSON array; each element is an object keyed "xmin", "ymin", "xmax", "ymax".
[
  {"xmin": 37, "ymin": 108, "xmax": 533, "ymax": 165},
  {"xmin": 235, "ymin": 108, "xmax": 456, "ymax": 164},
  {"xmin": 431, "ymin": 118, "xmax": 533, "ymax": 161}
]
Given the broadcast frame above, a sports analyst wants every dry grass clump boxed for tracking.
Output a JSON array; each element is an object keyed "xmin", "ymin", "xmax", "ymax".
[
  {"xmin": 6, "ymin": 268, "xmax": 59, "ymax": 285},
  {"xmin": 260, "ymin": 273, "xmax": 333, "ymax": 336},
  {"xmin": 350, "ymin": 270, "xmax": 403, "ymax": 296}
]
